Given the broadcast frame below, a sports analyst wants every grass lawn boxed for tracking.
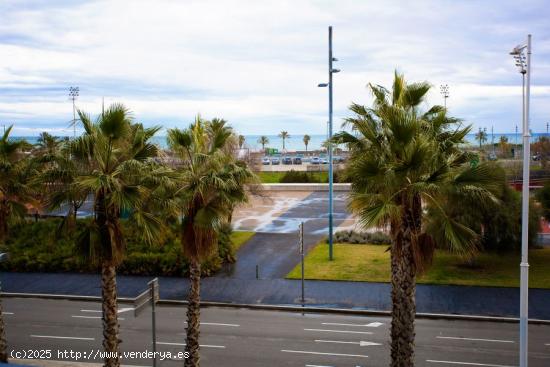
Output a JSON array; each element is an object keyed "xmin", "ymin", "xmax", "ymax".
[
  {"xmin": 287, "ymin": 243, "xmax": 550, "ymax": 288},
  {"xmin": 231, "ymin": 231, "xmax": 255, "ymax": 251},
  {"xmin": 257, "ymin": 171, "xmax": 328, "ymax": 183}
]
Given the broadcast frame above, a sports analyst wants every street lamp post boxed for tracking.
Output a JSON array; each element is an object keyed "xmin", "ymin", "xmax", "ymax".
[
  {"xmin": 510, "ymin": 34, "xmax": 532, "ymax": 367},
  {"xmin": 440, "ymin": 84, "xmax": 449, "ymax": 108},
  {"xmin": 69, "ymin": 86, "xmax": 79, "ymax": 138},
  {"xmin": 318, "ymin": 26, "xmax": 340, "ymax": 261}
]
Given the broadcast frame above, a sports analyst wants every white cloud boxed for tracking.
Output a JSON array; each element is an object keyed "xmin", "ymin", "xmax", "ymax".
[{"xmin": 0, "ymin": 0, "xmax": 549, "ymax": 135}]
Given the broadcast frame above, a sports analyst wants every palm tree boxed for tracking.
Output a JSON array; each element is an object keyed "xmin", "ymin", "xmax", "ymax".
[
  {"xmin": 238, "ymin": 135, "xmax": 245, "ymax": 149},
  {"xmin": 335, "ymin": 72, "xmax": 502, "ymax": 366},
  {"xmin": 303, "ymin": 134, "xmax": 311, "ymax": 152},
  {"xmin": 168, "ymin": 116, "xmax": 255, "ymax": 366},
  {"xmin": 258, "ymin": 136, "xmax": 269, "ymax": 151},
  {"xmin": 0, "ymin": 126, "xmax": 35, "ymax": 241},
  {"xmin": 279, "ymin": 131, "xmax": 290, "ymax": 151},
  {"xmin": 475, "ymin": 129, "xmax": 488, "ymax": 149},
  {"xmin": 73, "ymin": 104, "xmax": 167, "ymax": 367}
]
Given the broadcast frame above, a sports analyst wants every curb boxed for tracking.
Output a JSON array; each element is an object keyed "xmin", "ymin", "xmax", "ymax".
[{"xmin": 3, "ymin": 291, "xmax": 550, "ymax": 325}]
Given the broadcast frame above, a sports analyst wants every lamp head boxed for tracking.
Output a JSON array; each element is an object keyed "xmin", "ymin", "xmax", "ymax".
[{"xmin": 318, "ymin": 83, "xmax": 328, "ymax": 87}]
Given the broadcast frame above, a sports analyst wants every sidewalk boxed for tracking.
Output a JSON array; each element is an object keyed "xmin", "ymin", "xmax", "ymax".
[{"xmin": 2, "ymin": 271, "xmax": 550, "ymax": 320}]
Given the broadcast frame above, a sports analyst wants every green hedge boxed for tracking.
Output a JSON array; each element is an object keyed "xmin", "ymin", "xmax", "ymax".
[{"xmin": 0, "ymin": 218, "xmax": 239, "ymax": 277}]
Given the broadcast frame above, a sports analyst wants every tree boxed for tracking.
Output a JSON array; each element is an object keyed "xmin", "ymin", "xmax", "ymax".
[
  {"xmin": 168, "ymin": 116, "xmax": 255, "ymax": 367},
  {"xmin": 279, "ymin": 131, "xmax": 290, "ymax": 151},
  {"xmin": 73, "ymin": 104, "xmax": 168, "ymax": 367},
  {"xmin": 335, "ymin": 72, "xmax": 502, "ymax": 366},
  {"xmin": 258, "ymin": 136, "xmax": 269, "ymax": 151},
  {"xmin": 532, "ymin": 136, "xmax": 550, "ymax": 168},
  {"xmin": 475, "ymin": 129, "xmax": 488, "ymax": 149},
  {"xmin": 238, "ymin": 135, "xmax": 245, "ymax": 149},
  {"xmin": 303, "ymin": 134, "xmax": 311, "ymax": 152},
  {"xmin": 499, "ymin": 136, "xmax": 510, "ymax": 158},
  {"xmin": 0, "ymin": 126, "xmax": 35, "ymax": 241}
]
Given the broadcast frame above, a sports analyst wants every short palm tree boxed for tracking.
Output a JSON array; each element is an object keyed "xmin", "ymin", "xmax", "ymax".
[
  {"xmin": 279, "ymin": 131, "xmax": 290, "ymax": 151},
  {"xmin": 238, "ymin": 135, "xmax": 245, "ymax": 149},
  {"xmin": 0, "ymin": 126, "xmax": 35, "ymax": 241},
  {"xmin": 335, "ymin": 72, "xmax": 502, "ymax": 366},
  {"xmin": 303, "ymin": 134, "xmax": 311, "ymax": 152},
  {"xmin": 258, "ymin": 136, "xmax": 269, "ymax": 151},
  {"xmin": 73, "ymin": 104, "xmax": 167, "ymax": 367},
  {"xmin": 168, "ymin": 116, "xmax": 255, "ymax": 367}
]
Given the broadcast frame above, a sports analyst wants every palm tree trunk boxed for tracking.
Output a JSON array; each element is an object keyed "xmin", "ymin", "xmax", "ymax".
[
  {"xmin": 101, "ymin": 262, "xmax": 120, "ymax": 367},
  {"xmin": 0, "ymin": 289, "xmax": 7, "ymax": 363},
  {"xmin": 185, "ymin": 259, "xmax": 201, "ymax": 367},
  {"xmin": 390, "ymin": 210, "xmax": 417, "ymax": 367}
]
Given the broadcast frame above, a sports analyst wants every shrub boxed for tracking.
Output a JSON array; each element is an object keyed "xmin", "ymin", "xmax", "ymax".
[
  {"xmin": 0, "ymin": 217, "xmax": 239, "ymax": 277},
  {"xmin": 280, "ymin": 170, "xmax": 317, "ymax": 183},
  {"xmin": 332, "ymin": 230, "xmax": 391, "ymax": 245}
]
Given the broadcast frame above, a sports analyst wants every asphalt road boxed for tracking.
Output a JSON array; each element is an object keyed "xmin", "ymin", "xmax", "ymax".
[{"xmin": 4, "ymin": 298, "xmax": 550, "ymax": 367}]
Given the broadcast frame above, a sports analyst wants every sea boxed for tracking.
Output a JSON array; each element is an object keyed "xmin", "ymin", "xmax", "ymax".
[{"xmin": 13, "ymin": 133, "xmax": 546, "ymax": 152}]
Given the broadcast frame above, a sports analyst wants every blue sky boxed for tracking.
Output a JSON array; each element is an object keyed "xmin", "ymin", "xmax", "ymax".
[{"xmin": 1, "ymin": 0, "xmax": 549, "ymax": 136}]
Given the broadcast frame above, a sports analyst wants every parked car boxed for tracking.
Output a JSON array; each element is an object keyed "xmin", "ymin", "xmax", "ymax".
[
  {"xmin": 321, "ymin": 157, "xmax": 328, "ymax": 164},
  {"xmin": 271, "ymin": 157, "xmax": 280, "ymax": 165},
  {"xmin": 488, "ymin": 152, "xmax": 498, "ymax": 161},
  {"xmin": 292, "ymin": 157, "xmax": 302, "ymax": 164},
  {"xmin": 311, "ymin": 157, "xmax": 320, "ymax": 164},
  {"xmin": 333, "ymin": 156, "xmax": 345, "ymax": 163},
  {"xmin": 262, "ymin": 157, "xmax": 271, "ymax": 165},
  {"xmin": 282, "ymin": 156, "xmax": 292, "ymax": 165}
]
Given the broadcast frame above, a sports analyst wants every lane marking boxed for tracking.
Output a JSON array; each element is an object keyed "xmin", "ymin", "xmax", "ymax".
[
  {"xmin": 72, "ymin": 315, "xmax": 125, "ymax": 320},
  {"xmin": 427, "ymin": 360, "xmax": 516, "ymax": 367},
  {"xmin": 315, "ymin": 339, "xmax": 381, "ymax": 347},
  {"xmin": 80, "ymin": 308, "xmax": 133, "ymax": 314},
  {"xmin": 436, "ymin": 336, "xmax": 514, "ymax": 344},
  {"xmin": 545, "ymin": 343, "xmax": 550, "ymax": 346},
  {"xmin": 322, "ymin": 322, "xmax": 383, "ymax": 328},
  {"xmin": 2, "ymin": 312, "xmax": 13, "ymax": 315},
  {"xmin": 201, "ymin": 322, "xmax": 239, "ymax": 327},
  {"xmin": 31, "ymin": 335, "xmax": 95, "ymax": 341},
  {"xmin": 282, "ymin": 350, "xmax": 368, "ymax": 358},
  {"xmin": 306, "ymin": 365, "xmax": 334, "ymax": 367},
  {"xmin": 305, "ymin": 328, "xmax": 372, "ymax": 335},
  {"xmin": 156, "ymin": 342, "xmax": 225, "ymax": 349}
]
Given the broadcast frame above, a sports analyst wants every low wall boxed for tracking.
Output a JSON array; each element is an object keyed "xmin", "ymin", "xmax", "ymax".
[{"xmin": 257, "ymin": 183, "xmax": 351, "ymax": 191}]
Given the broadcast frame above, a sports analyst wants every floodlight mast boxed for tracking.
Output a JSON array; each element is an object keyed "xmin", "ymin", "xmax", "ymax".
[
  {"xmin": 510, "ymin": 35, "xmax": 531, "ymax": 367},
  {"xmin": 69, "ymin": 86, "xmax": 79, "ymax": 138}
]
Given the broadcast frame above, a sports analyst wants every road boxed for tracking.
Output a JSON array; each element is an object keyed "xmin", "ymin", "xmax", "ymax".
[{"xmin": 4, "ymin": 298, "xmax": 550, "ymax": 367}]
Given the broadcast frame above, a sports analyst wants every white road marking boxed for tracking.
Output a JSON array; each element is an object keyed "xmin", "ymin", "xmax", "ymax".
[
  {"xmin": 436, "ymin": 336, "xmax": 514, "ymax": 343},
  {"xmin": 545, "ymin": 343, "xmax": 550, "ymax": 346},
  {"xmin": 2, "ymin": 312, "xmax": 13, "ymax": 315},
  {"xmin": 31, "ymin": 335, "xmax": 95, "ymax": 341},
  {"xmin": 305, "ymin": 328, "xmax": 372, "ymax": 335},
  {"xmin": 156, "ymin": 342, "xmax": 225, "ymax": 349},
  {"xmin": 201, "ymin": 322, "xmax": 240, "ymax": 327},
  {"xmin": 322, "ymin": 322, "xmax": 383, "ymax": 328},
  {"xmin": 80, "ymin": 308, "xmax": 133, "ymax": 314},
  {"xmin": 427, "ymin": 360, "xmax": 516, "ymax": 367},
  {"xmin": 71, "ymin": 315, "xmax": 125, "ymax": 320},
  {"xmin": 315, "ymin": 339, "xmax": 381, "ymax": 347},
  {"xmin": 282, "ymin": 350, "xmax": 368, "ymax": 358},
  {"xmin": 306, "ymin": 365, "xmax": 334, "ymax": 367}
]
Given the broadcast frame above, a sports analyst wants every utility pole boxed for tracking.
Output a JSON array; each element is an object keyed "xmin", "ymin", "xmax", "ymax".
[{"xmin": 69, "ymin": 86, "xmax": 79, "ymax": 138}]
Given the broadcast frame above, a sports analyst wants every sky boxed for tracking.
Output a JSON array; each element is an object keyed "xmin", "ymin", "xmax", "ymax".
[{"xmin": 0, "ymin": 0, "xmax": 549, "ymax": 136}]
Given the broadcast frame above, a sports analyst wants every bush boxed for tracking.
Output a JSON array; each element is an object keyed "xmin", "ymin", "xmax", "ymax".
[
  {"xmin": 331, "ymin": 230, "xmax": 391, "ymax": 245},
  {"xmin": 0, "ymin": 217, "xmax": 238, "ymax": 277},
  {"xmin": 280, "ymin": 170, "xmax": 318, "ymax": 183}
]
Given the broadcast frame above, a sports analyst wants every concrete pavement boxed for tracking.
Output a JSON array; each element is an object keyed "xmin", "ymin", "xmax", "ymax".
[{"xmin": 4, "ymin": 297, "xmax": 550, "ymax": 367}]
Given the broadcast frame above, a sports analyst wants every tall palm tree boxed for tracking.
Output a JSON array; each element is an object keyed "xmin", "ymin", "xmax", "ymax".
[
  {"xmin": 168, "ymin": 116, "xmax": 255, "ymax": 367},
  {"xmin": 303, "ymin": 134, "xmax": 311, "ymax": 152},
  {"xmin": 73, "ymin": 104, "xmax": 168, "ymax": 367},
  {"xmin": 335, "ymin": 72, "xmax": 502, "ymax": 366},
  {"xmin": 0, "ymin": 126, "xmax": 35, "ymax": 241},
  {"xmin": 475, "ymin": 129, "xmax": 488, "ymax": 149},
  {"xmin": 238, "ymin": 135, "xmax": 245, "ymax": 149},
  {"xmin": 279, "ymin": 131, "xmax": 290, "ymax": 151},
  {"xmin": 258, "ymin": 136, "xmax": 269, "ymax": 151}
]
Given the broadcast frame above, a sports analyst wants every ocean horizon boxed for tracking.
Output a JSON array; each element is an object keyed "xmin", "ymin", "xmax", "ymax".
[{"xmin": 12, "ymin": 132, "xmax": 547, "ymax": 151}]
